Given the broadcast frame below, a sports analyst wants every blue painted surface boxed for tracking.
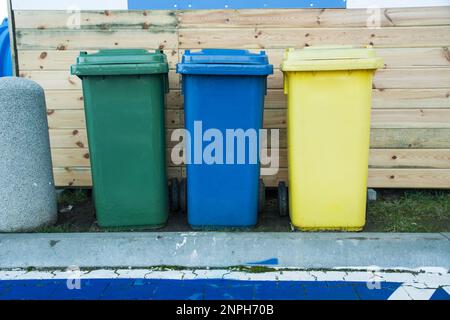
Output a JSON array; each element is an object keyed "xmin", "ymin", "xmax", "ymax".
[
  {"xmin": 0, "ymin": 279, "xmax": 402, "ymax": 300},
  {"xmin": 430, "ymin": 287, "xmax": 450, "ymax": 300},
  {"xmin": 0, "ymin": 18, "xmax": 13, "ymax": 77},
  {"xmin": 178, "ymin": 49, "xmax": 273, "ymax": 228},
  {"xmin": 128, "ymin": 0, "xmax": 346, "ymax": 10},
  {"xmin": 247, "ymin": 258, "xmax": 280, "ymax": 266}
]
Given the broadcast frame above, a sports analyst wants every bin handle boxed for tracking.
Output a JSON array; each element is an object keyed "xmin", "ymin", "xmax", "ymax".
[
  {"xmin": 284, "ymin": 73, "xmax": 289, "ymax": 95},
  {"xmin": 164, "ymin": 74, "xmax": 170, "ymax": 94},
  {"xmin": 181, "ymin": 76, "xmax": 185, "ymax": 96}
]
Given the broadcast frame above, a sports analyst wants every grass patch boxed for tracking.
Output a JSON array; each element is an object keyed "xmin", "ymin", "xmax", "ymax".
[
  {"xmin": 366, "ymin": 190, "xmax": 450, "ymax": 233},
  {"xmin": 57, "ymin": 189, "xmax": 89, "ymax": 206}
]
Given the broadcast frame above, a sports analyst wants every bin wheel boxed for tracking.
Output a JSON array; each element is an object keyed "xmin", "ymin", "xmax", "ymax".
[
  {"xmin": 180, "ymin": 178, "xmax": 187, "ymax": 213},
  {"xmin": 258, "ymin": 179, "xmax": 266, "ymax": 214},
  {"xmin": 169, "ymin": 178, "xmax": 179, "ymax": 212},
  {"xmin": 278, "ymin": 182, "xmax": 289, "ymax": 217}
]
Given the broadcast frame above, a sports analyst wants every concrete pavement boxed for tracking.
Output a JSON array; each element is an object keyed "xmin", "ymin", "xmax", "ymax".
[{"xmin": 0, "ymin": 233, "xmax": 449, "ymax": 270}]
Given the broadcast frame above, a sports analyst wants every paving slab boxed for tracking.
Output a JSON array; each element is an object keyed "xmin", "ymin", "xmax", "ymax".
[{"xmin": 0, "ymin": 233, "xmax": 449, "ymax": 270}]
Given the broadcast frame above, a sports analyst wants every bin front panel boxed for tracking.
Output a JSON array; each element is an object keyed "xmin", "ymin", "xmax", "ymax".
[
  {"xmin": 82, "ymin": 74, "xmax": 168, "ymax": 228},
  {"xmin": 287, "ymin": 70, "xmax": 374, "ymax": 231},
  {"xmin": 184, "ymin": 75, "xmax": 266, "ymax": 228}
]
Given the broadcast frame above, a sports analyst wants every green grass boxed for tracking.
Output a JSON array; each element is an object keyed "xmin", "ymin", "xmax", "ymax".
[
  {"xmin": 34, "ymin": 189, "xmax": 450, "ymax": 234},
  {"xmin": 366, "ymin": 190, "xmax": 450, "ymax": 232},
  {"xmin": 57, "ymin": 189, "xmax": 89, "ymax": 206}
]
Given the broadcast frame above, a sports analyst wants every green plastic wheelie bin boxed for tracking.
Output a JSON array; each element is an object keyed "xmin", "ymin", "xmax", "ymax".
[{"xmin": 71, "ymin": 49, "xmax": 170, "ymax": 229}]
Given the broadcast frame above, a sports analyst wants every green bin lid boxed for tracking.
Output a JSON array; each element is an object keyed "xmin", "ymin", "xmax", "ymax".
[
  {"xmin": 71, "ymin": 49, "xmax": 169, "ymax": 76},
  {"xmin": 282, "ymin": 46, "xmax": 384, "ymax": 72}
]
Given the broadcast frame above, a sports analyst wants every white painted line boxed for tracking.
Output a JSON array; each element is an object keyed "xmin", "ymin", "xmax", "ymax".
[
  {"xmin": 389, "ymin": 286, "xmax": 436, "ymax": 300},
  {"xmin": 347, "ymin": 0, "xmax": 450, "ymax": 8},
  {"xmin": 12, "ymin": 0, "xmax": 128, "ymax": 10}
]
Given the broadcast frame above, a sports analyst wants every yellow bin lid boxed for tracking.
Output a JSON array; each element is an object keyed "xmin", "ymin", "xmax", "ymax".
[{"xmin": 282, "ymin": 46, "xmax": 384, "ymax": 72}]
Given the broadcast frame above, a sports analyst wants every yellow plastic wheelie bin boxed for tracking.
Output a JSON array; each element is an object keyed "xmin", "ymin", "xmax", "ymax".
[{"xmin": 281, "ymin": 46, "xmax": 383, "ymax": 231}]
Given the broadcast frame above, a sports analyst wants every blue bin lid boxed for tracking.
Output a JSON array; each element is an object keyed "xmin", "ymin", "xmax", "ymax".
[{"xmin": 177, "ymin": 49, "xmax": 273, "ymax": 76}]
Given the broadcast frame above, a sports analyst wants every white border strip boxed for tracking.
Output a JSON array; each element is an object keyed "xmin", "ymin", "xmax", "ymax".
[
  {"xmin": 12, "ymin": 0, "xmax": 128, "ymax": 10},
  {"xmin": 11, "ymin": 0, "xmax": 450, "ymax": 10},
  {"xmin": 1, "ymin": 269, "xmax": 448, "ymax": 300},
  {"xmin": 347, "ymin": 0, "xmax": 450, "ymax": 8}
]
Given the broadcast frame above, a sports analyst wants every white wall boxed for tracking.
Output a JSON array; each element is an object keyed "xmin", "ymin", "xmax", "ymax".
[{"xmin": 0, "ymin": 0, "xmax": 8, "ymax": 20}]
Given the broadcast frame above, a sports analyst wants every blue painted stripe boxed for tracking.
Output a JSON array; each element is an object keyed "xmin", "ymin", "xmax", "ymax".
[
  {"xmin": 128, "ymin": 0, "xmax": 347, "ymax": 10},
  {"xmin": 0, "ymin": 279, "xmax": 401, "ymax": 300}
]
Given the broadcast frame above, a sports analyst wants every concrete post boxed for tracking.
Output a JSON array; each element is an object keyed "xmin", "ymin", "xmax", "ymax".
[{"xmin": 0, "ymin": 77, "xmax": 57, "ymax": 232}]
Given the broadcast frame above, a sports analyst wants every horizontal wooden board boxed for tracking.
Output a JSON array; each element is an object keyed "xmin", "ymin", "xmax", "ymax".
[
  {"xmin": 372, "ymin": 89, "xmax": 450, "ymax": 109},
  {"xmin": 42, "ymin": 88, "xmax": 450, "ymax": 111},
  {"xmin": 52, "ymin": 148, "xmax": 91, "ymax": 167},
  {"xmin": 371, "ymin": 109, "xmax": 450, "ymax": 128},
  {"xmin": 49, "ymin": 129, "xmax": 183, "ymax": 149},
  {"xmin": 20, "ymin": 68, "xmax": 450, "ymax": 93},
  {"xmin": 47, "ymin": 110, "xmax": 182, "ymax": 129},
  {"xmin": 373, "ymin": 68, "xmax": 450, "ymax": 89},
  {"xmin": 45, "ymin": 90, "xmax": 85, "ymax": 110},
  {"xmin": 49, "ymin": 129, "xmax": 89, "ymax": 149},
  {"xmin": 241, "ymin": 47, "xmax": 450, "ymax": 69},
  {"xmin": 264, "ymin": 128, "xmax": 450, "ymax": 149},
  {"xmin": 53, "ymin": 167, "xmax": 182, "ymax": 187},
  {"xmin": 44, "ymin": 90, "xmax": 183, "ymax": 110},
  {"xmin": 45, "ymin": 108, "xmax": 450, "ymax": 130},
  {"xmin": 367, "ymin": 169, "xmax": 450, "ymax": 189},
  {"xmin": 14, "ymin": 10, "xmax": 178, "ymax": 30},
  {"xmin": 18, "ymin": 50, "xmax": 180, "ymax": 71},
  {"xmin": 263, "ymin": 169, "xmax": 450, "ymax": 188},
  {"xmin": 376, "ymin": 47, "xmax": 450, "ymax": 69},
  {"xmin": 14, "ymin": 8, "xmax": 450, "ymax": 30},
  {"xmin": 369, "ymin": 149, "xmax": 450, "ymax": 169},
  {"xmin": 49, "ymin": 128, "xmax": 450, "ymax": 150},
  {"xmin": 261, "ymin": 149, "xmax": 450, "ymax": 169},
  {"xmin": 19, "ymin": 70, "xmax": 181, "ymax": 90},
  {"xmin": 52, "ymin": 167, "xmax": 450, "ymax": 188},
  {"xmin": 268, "ymin": 68, "xmax": 450, "ymax": 90},
  {"xmin": 179, "ymin": 7, "xmax": 450, "ymax": 28},
  {"xmin": 370, "ymin": 129, "xmax": 450, "ymax": 149},
  {"xmin": 21, "ymin": 47, "xmax": 450, "ymax": 72},
  {"xmin": 16, "ymin": 29, "xmax": 178, "ymax": 50},
  {"xmin": 179, "ymin": 27, "xmax": 450, "ymax": 49},
  {"xmin": 264, "ymin": 88, "xmax": 450, "ymax": 109}
]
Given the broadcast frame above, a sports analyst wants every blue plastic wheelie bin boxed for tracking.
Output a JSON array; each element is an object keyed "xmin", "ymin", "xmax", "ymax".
[{"xmin": 177, "ymin": 49, "xmax": 273, "ymax": 229}]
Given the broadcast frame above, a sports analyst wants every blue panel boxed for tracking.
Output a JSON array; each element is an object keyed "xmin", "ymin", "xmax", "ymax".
[
  {"xmin": 0, "ymin": 19, "xmax": 13, "ymax": 77},
  {"xmin": 0, "ymin": 279, "xmax": 404, "ymax": 300},
  {"xmin": 128, "ymin": 0, "xmax": 347, "ymax": 10}
]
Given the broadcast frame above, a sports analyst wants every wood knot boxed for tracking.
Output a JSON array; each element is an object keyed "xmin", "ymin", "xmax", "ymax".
[
  {"xmin": 392, "ymin": 155, "xmax": 398, "ymax": 160},
  {"xmin": 72, "ymin": 130, "xmax": 79, "ymax": 135},
  {"xmin": 39, "ymin": 52, "xmax": 48, "ymax": 59},
  {"xmin": 76, "ymin": 142, "xmax": 85, "ymax": 148},
  {"xmin": 47, "ymin": 110, "xmax": 55, "ymax": 116}
]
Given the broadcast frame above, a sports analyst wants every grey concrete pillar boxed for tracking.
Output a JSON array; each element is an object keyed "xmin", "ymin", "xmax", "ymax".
[{"xmin": 0, "ymin": 77, "xmax": 57, "ymax": 232}]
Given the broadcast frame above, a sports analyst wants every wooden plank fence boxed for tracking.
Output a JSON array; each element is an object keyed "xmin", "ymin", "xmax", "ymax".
[{"xmin": 10, "ymin": 7, "xmax": 450, "ymax": 188}]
